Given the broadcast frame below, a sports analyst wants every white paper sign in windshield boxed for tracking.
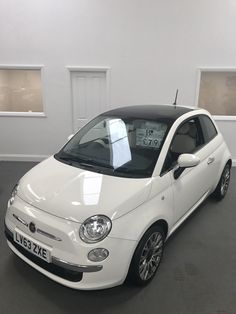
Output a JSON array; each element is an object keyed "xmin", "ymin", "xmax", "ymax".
[{"xmin": 136, "ymin": 122, "xmax": 167, "ymax": 148}]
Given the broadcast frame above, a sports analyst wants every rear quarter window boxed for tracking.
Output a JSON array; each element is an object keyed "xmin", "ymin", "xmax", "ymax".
[{"xmin": 199, "ymin": 115, "xmax": 218, "ymax": 143}]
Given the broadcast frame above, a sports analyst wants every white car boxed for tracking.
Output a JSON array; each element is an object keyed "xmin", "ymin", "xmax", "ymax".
[{"xmin": 5, "ymin": 105, "xmax": 231, "ymax": 290}]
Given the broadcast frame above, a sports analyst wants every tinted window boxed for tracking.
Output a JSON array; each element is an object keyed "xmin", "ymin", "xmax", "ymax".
[
  {"xmin": 55, "ymin": 115, "xmax": 172, "ymax": 178},
  {"xmin": 162, "ymin": 118, "xmax": 204, "ymax": 173},
  {"xmin": 199, "ymin": 115, "xmax": 218, "ymax": 143}
]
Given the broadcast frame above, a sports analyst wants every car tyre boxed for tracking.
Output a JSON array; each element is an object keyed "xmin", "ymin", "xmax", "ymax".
[
  {"xmin": 127, "ymin": 225, "xmax": 165, "ymax": 286},
  {"xmin": 213, "ymin": 163, "xmax": 231, "ymax": 201}
]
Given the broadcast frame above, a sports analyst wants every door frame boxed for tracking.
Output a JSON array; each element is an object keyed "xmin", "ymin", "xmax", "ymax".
[{"xmin": 67, "ymin": 66, "xmax": 111, "ymax": 133}]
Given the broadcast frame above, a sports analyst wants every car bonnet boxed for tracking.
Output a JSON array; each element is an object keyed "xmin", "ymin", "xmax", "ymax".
[{"xmin": 16, "ymin": 156, "xmax": 152, "ymax": 223}]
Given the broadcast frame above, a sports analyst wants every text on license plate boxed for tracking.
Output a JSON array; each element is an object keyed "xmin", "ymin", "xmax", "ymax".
[{"xmin": 14, "ymin": 230, "xmax": 51, "ymax": 263}]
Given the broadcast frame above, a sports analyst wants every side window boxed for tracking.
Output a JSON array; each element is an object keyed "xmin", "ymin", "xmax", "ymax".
[
  {"xmin": 162, "ymin": 118, "xmax": 204, "ymax": 173},
  {"xmin": 199, "ymin": 115, "xmax": 218, "ymax": 143}
]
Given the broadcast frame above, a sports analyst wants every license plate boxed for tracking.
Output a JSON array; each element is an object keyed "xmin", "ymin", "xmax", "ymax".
[{"xmin": 14, "ymin": 229, "xmax": 51, "ymax": 263}]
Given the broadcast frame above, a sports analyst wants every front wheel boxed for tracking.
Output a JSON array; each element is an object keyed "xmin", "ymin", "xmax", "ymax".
[
  {"xmin": 213, "ymin": 163, "xmax": 231, "ymax": 201},
  {"xmin": 127, "ymin": 225, "xmax": 165, "ymax": 286}
]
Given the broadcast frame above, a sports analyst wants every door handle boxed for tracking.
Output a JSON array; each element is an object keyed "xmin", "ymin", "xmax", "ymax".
[{"xmin": 207, "ymin": 157, "xmax": 215, "ymax": 165}]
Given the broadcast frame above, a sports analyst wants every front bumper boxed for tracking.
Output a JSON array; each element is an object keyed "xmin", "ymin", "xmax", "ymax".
[
  {"xmin": 5, "ymin": 196, "xmax": 137, "ymax": 290},
  {"xmin": 5, "ymin": 224, "xmax": 102, "ymax": 282}
]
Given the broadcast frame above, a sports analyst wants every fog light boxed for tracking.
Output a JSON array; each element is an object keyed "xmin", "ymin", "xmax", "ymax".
[{"xmin": 88, "ymin": 248, "xmax": 109, "ymax": 262}]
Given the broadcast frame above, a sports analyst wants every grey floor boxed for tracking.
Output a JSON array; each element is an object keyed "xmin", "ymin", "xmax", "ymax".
[{"xmin": 0, "ymin": 161, "xmax": 236, "ymax": 314}]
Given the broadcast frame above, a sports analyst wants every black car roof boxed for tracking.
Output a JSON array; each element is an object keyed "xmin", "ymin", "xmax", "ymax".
[{"xmin": 102, "ymin": 105, "xmax": 195, "ymax": 122}]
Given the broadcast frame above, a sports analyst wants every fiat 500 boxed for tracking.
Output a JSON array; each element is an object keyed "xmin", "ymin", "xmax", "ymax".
[{"xmin": 4, "ymin": 105, "xmax": 231, "ymax": 290}]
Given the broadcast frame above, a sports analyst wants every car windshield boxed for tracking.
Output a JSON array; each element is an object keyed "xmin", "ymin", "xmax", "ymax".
[{"xmin": 55, "ymin": 115, "xmax": 171, "ymax": 178}]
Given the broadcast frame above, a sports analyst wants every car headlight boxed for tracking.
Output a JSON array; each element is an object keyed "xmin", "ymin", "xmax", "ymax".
[
  {"xmin": 8, "ymin": 183, "xmax": 19, "ymax": 207},
  {"xmin": 79, "ymin": 215, "xmax": 112, "ymax": 243}
]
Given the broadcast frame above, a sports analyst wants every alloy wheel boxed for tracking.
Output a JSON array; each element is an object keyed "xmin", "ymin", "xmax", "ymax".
[
  {"xmin": 139, "ymin": 232, "xmax": 163, "ymax": 281},
  {"xmin": 221, "ymin": 166, "xmax": 230, "ymax": 196}
]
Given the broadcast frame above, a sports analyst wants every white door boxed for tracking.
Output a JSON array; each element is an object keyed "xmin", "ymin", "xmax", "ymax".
[
  {"xmin": 171, "ymin": 153, "xmax": 209, "ymax": 222},
  {"xmin": 71, "ymin": 71, "xmax": 107, "ymax": 131},
  {"xmin": 166, "ymin": 117, "xmax": 214, "ymax": 222}
]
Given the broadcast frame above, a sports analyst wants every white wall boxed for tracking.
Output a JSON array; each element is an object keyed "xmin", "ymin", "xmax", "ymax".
[{"xmin": 0, "ymin": 0, "xmax": 236, "ymax": 162}]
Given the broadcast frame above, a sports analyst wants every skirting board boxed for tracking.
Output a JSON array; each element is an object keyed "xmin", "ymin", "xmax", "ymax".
[{"xmin": 0, "ymin": 154, "xmax": 49, "ymax": 162}]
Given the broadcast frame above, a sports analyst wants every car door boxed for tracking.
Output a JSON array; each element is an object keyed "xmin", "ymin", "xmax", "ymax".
[
  {"xmin": 198, "ymin": 114, "xmax": 221, "ymax": 188},
  {"xmin": 161, "ymin": 116, "xmax": 214, "ymax": 223}
]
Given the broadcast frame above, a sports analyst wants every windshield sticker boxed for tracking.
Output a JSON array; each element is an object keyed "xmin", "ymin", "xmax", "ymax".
[{"xmin": 136, "ymin": 124, "xmax": 167, "ymax": 148}]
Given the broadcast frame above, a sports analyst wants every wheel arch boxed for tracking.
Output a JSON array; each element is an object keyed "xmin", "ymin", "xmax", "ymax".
[
  {"xmin": 125, "ymin": 217, "xmax": 169, "ymax": 284},
  {"xmin": 130, "ymin": 217, "xmax": 170, "ymax": 245},
  {"xmin": 211, "ymin": 140, "xmax": 231, "ymax": 192},
  {"xmin": 148, "ymin": 219, "xmax": 169, "ymax": 239},
  {"xmin": 226, "ymin": 158, "xmax": 232, "ymax": 168}
]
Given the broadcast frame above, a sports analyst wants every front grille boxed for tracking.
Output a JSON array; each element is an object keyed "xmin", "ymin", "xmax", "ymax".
[{"xmin": 4, "ymin": 224, "xmax": 83, "ymax": 282}]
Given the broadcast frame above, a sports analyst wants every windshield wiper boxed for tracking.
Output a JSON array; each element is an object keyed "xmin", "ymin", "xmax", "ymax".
[
  {"xmin": 79, "ymin": 162, "xmax": 97, "ymax": 169},
  {"xmin": 79, "ymin": 161, "xmax": 114, "ymax": 171},
  {"xmin": 56, "ymin": 154, "xmax": 114, "ymax": 172},
  {"xmin": 57, "ymin": 155, "xmax": 81, "ymax": 164}
]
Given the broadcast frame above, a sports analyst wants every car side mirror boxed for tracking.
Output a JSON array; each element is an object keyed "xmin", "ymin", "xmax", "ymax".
[
  {"xmin": 67, "ymin": 134, "xmax": 74, "ymax": 141},
  {"xmin": 178, "ymin": 153, "xmax": 200, "ymax": 168},
  {"xmin": 174, "ymin": 154, "xmax": 200, "ymax": 179}
]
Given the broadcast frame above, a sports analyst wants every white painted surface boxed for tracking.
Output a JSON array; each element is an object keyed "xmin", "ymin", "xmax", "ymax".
[
  {"xmin": 177, "ymin": 154, "xmax": 200, "ymax": 168},
  {"xmin": 71, "ymin": 70, "xmax": 107, "ymax": 131},
  {"xmin": 0, "ymin": 0, "xmax": 236, "ymax": 160}
]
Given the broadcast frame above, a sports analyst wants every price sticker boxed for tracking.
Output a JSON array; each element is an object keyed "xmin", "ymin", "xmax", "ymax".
[{"xmin": 136, "ymin": 123, "xmax": 167, "ymax": 148}]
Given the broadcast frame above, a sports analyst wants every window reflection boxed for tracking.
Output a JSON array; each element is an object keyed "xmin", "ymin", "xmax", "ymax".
[
  {"xmin": 83, "ymin": 172, "xmax": 103, "ymax": 205},
  {"xmin": 27, "ymin": 184, "xmax": 46, "ymax": 202},
  {"xmin": 107, "ymin": 119, "xmax": 131, "ymax": 169}
]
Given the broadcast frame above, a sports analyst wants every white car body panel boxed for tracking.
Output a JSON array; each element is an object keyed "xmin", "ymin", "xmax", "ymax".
[
  {"xmin": 5, "ymin": 195, "xmax": 137, "ymax": 289},
  {"xmin": 4, "ymin": 105, "xmax": 231, "ymax": 290},
  {"xmin": 17, "ymin": 156, "xmax": 152, "ymax": 222},
  {"xmin": 170, "ymin": 134, "xmax": 224, "ymax": 221}
]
